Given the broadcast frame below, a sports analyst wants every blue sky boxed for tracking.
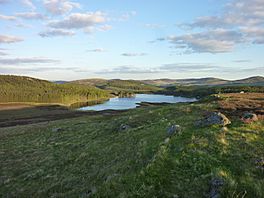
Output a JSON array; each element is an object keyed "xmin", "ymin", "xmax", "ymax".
[{"xmin": 0, "ymin": 0, "xmax": 263, "ymax": 80}]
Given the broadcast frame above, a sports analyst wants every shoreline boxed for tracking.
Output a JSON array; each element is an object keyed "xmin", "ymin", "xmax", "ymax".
[{"xmin": 0, "ymin": 97, "xmax": 111, "ymax": 111}]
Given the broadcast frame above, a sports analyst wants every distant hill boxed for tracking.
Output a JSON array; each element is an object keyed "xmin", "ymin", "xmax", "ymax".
[
  {"xmin": 72, "ymin": 78, "xmax": 108, "ymax": 86},
  {"xmin": 230, "ymin": 76, "xmax": 264, "ymax": 86},
  {"xmin": 53, "ymin": 81, "xmax": 68, "ymax": 84},
  {"xmin": 71, "ymin": 79, "xmax": 160, "ymax": 93},
  {"xmin": 0, "ymin": 75, "xmax": 109, "ymax": 105},
  {"xmin": 142, "ymin": 77, "xmax": 229, "ymax": 86},
  {"xmin": 142, "ymin": 76, "xmax": 264, "ymax": 86}
]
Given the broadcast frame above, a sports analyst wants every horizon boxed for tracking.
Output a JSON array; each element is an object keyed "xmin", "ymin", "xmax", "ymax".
[
  {"xmin": 0, "ymin": 0, "xmax": 264, "ymax": 80},
  {"xmin": 1, "ymin": 73, "xmax": 263, "ymax": 82}
]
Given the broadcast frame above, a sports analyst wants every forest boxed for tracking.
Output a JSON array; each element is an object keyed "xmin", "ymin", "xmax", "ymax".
[{"xmin": 0, "ymin": 75, "xmax": 110, "ymax": 105}]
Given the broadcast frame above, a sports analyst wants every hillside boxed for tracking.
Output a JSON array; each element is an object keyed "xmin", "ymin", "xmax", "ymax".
[
  {"xmin": 1, "ymin": 94, "xmax": 263, "ymax": 197},
  {"xmin": 142, "ymin": 77, "xmax": 228, "ymax": 86},
  {"xmin": 230, "ymin": 76, "xmax": 264, "ymax": 85},
  {"xmin": 0, "ymin": 75, "xmax": 110, "ymax": 105},
  {"xmin": 159, "ymin": 85, "xmax": 264, "ymax": 98},
  {"xmin": 71, "ymin": 79, "xmax": 160, "ymax": 93},
  {"xmin": 142, "ymin": 76, "xmax": 264, "ymax": 87},
  {"xmin": 72, "ymin": 78, "xmax": 108, "ymax": 86}
]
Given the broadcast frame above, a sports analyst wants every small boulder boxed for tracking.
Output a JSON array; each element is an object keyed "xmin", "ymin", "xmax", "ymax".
[
  {"xmin": 167, "ymin": 125, "xmax": 181, "ymax": 137},
  {"xmin": 52, "ymin": 127, "xmax": 63, "ymax": 132},
  {"xmin": 241, "ymin": 112, "xmax": 258, "ymax": 124},
  {"xmin": 220, "ymin": 127, "xmax": 229, "ymax": 133},
  {"xmin": 119, "ymin": 124, "xmax": 131, "ymax": 131},
  {"xmin": 164, "ymin": 137, "xmax": 170, "ymax": 144},
  {"xmin": 196, "ymin": 112, "xmax": 231, "ymax": 127}
]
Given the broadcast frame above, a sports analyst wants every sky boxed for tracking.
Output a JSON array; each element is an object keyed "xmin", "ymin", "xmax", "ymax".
[{"xmin": 0, "ymin": 0, "xmax": 263, "ymax": 80}]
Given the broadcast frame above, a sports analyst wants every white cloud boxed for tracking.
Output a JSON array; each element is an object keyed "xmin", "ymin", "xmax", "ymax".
[
  {"xmin": 95, "ymin": 63, "xmax": 261, "ymax": 76},
  {"xmin": 47, "ymin": 12, "xmax": 107, "ymax": 34},
  {"xmin": 0, "ymin": 35, "xmax": 23, "ymax": 44},
  {"xmin": 87, "ymin": 48, "xmax": 107, "ymax": 52},
  {"xmin": 0, "ymin": 48, "xmax": 8, "ymax": 56},
  {"xmin": 163, "ymin": 0, "xmax": 264, "ymax": 54},
  {"xmin": 21, "ymin": 0, "xmax": 36, "ymax": 10},
  {"xmin": 0, "ymin": 57, "xmax": 59, "ymax": 65},
  {"xmin": 188, "ymin": 0, "xmax": 264, "ymax": 29},
  {"xmin": 16, "ymin": 12, "xmax": 45, "ymax": 20},
  {"xmin": 240, "ymin": 27, "xmax": 264, "ymax": 44},
  {"xmin": 95, "ymin": 65, "xmax": 158, "ymax": 74},
  {"xmin": 48, "ymin": 12, "xmax": 106, "ymax": 29},
  {"xmin": 98, "ymin": 24, "xmax": 112, "ymax": 31},
  {"xmin": 121, "ymin": 53, "xmax": 148, "ymax": 57},
  {"xmin": 0, "ymin": 65, "xmax": 82, "ymax": 73},
  {"xmin": 175, "ymin": 0, "xmax": 264, "ymax": 53},
  {"xmin": 95, "ymin": 63, "xmax": 221, "ymax": 75},
  {"xmin": 0, "ymin": 14, "xmax": 17, "ymax": 21},
  {"xmin": 39, "ymin": 29, "xmax": 75, "ymax": 37},
  {"xmin": 44, "ymin": 0, "xmax": 80, "ymax": 15},
  {"xmin": 160, "ymin": 29, "xmax": 244, "ymax": 53}
]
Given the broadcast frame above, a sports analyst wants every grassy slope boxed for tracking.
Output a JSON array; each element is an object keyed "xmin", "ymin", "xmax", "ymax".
[
  {"xmin": 0, "ymin": 75, "xmax": 110, "ymax": 105},
  {"xmin": 1, "ymin": 101, "xmax": 263, "ymax": 197}
]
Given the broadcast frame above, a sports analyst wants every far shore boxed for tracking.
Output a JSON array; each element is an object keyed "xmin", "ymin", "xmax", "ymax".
[
  {"xmin": 0, "ymin": 98, "xmax": 110, "ymax": 111},
  {"xmin": 0, "ymin": 103, "xmax": 36, "ymax": 111}
]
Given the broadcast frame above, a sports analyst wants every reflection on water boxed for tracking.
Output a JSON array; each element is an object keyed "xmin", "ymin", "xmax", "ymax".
[
  {"xmin": 76, "ymin": 94, "xmax": 196, "ymax": 111},
  {"xmin": 70, "ymin": 99, "xmax": 107, "ymax": 109}
]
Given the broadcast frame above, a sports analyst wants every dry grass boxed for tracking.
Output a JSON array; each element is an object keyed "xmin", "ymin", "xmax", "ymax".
[{"xmin": 218, "ymin": 93, "xmax": 264, "ymax": 119}]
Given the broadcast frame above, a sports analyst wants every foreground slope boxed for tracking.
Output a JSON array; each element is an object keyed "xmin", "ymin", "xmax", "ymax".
[
  {"xmin": 0, "ymin": 75, "xmax": 110, "ymax": 105},
  {"xmin": 0, "ymin": 94, "xmax": 263, "ymax": 197}
]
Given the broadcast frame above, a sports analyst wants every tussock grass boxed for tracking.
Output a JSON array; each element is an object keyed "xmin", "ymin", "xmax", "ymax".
[{"xmin": 0, "ymin": 102, "xmax": 263, "ymax": 197}]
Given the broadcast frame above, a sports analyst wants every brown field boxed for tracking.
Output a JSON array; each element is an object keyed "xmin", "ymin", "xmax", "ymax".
[{"xmin": 218, "ymin": 93, "xmax": 264, "ymax": 119}]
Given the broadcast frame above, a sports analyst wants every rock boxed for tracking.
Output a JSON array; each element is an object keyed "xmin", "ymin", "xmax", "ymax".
[
  {"xmin": 209, "ymin": 178, "xmax": 224, "ymax": 198},
  {"xmin": 83, "ymin": 187, "xmax": 97, "ymax": 197},
  {"xmin": 167, "ymin": 125, "xmax": 181, "ymax": 137},
  {"xmin": 52, "ymin": 127, "xmax": 63, "ymax": 132},
  {"xmin": 164, "ymin": 137, "xmax": 170, "ymax": 144},
  {"xmin": 119, "ymin": 124, "xmax": 131, "ymax": 131},
  {"xmin": 195, "ymin": 112, "xmax": 231, "ymax": 127},
  {"xmin": 220, "ymin": 127, "xmax": 228, "ymax": 133},
  {"xmin": 241, "ymin": 112, "xmax": 258, "ymax": 124}
]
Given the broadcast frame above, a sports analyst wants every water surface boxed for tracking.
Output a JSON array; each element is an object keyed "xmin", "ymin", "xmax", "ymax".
[{"xmin": 78, "ymin": 94, "xmax": 196, "ymax": 111}]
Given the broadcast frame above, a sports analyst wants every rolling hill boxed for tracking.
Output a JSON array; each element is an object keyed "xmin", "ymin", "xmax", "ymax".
[
  {"xmin": 229, "ymin": 76, "xmax": 264, "ymax": 85},
  {"xmin": 0, "ymin": 75, "xmax": 110, "ymax": 105},
  {"xmin": 142, "ymin": 76, "xmax": 264, "ymax": 86},
  {"xmin": 71, "ymin": 79, "xmax": 161, "ymax": 93}
]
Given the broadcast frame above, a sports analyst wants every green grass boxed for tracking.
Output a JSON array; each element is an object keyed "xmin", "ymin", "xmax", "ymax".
[{"xmin": 0, "ymin": 102, "xmax": 263, "ymax": 197}]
